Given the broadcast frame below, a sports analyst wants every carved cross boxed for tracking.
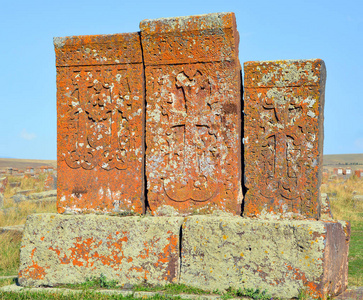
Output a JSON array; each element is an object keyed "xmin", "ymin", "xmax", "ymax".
[
  {"xmin": 161, "ymin": 70, "xmax": 219, "ymax": 202},
  {"xmin": 258, "ymin": 94, "xmax": 306, "ymax": 207}
]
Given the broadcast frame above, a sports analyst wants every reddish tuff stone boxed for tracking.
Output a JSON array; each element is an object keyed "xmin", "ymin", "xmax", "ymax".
[
  {"xmin": 141, "ymin": 13, "xmax": 242, "ymax": 216},
  {"xmin": 55, "ymin": 33, "xmax": 144, "ymax": 214},
  {"xmin": 243, "ymin": 59, "xmax": 326, "ymax": 219}
]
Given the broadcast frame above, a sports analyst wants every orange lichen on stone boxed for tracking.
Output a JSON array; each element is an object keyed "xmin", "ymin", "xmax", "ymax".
[
  {"xmin": 141, "ymin": 13, "xmax": 242, "ymax": 216},
  {"xmin": 243, "ymin": 59, "xmax": 326, "ymax": 219},
  {"xmin": 18, "ymin": 214, "xmax": 183, "ymax": 287},
  {"xmin": 55, "ymin": 33, "xmax": 145, "ymax": 215},
  {"xmin": 18, "ymin": 248, "xmax": 48, "ymax": 281}
]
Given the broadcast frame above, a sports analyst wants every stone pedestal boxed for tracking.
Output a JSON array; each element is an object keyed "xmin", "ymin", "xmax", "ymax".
[
  {"xmin": 180, "ymin": 216, "xmax": 350, "ymax": 299},
  {"xmin": 18, "ymin": 214, "xmax": 350, "ymax": 299},
  {"xmin": 19, "ymin": 214, "xmax": 183, "ymax": 287}
]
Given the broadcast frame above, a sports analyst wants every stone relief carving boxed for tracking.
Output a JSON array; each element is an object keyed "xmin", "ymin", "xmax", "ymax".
[{"xmin": 60, "ymin": 68, "xmax": 133, "ymax": 171}]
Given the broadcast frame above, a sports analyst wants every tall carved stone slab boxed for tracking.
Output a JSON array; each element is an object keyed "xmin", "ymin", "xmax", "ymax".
[
  {"xmin": 141, "ymin": 13, "xmax": 242, "ymax": 216},
  {"xmin": 55, "ymin": 33, "xmax": 144, "ymax": 214},
  {"xmin": 244, "ymin": 59, "xmax": 326, "ymax": 219}
]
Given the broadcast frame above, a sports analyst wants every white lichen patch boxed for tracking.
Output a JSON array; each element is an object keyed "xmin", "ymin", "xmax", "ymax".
[{"xmin": 307, "ymin": 110, "xmax": 316, "ymax": 118}]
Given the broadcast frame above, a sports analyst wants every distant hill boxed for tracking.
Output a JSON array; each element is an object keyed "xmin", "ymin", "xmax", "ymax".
[
  {"xmin": 323, "ymin": 153, "xmax": 363, "ymax": 171},
  {"xmin": 0, "ymin": 158, "xmax": 56, "ymax": 169}
]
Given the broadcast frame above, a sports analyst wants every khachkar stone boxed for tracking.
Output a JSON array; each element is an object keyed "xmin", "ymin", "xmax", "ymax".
[
  {"xmin": 141, "ymin": 13, "xmax": 242, "ymax": 215},
  {"xmin": 244, "ymin": 59, "xmax": 326, "ymax": 219},
  {"xmin": 55, "ymin": 33, "xmax": 144, "ymax": 214}
]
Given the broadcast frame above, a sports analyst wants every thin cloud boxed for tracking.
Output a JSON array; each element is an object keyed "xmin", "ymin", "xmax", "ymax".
[{"xmin": 20, "ymin": 129, "xmax": 36, "ymax": 141}]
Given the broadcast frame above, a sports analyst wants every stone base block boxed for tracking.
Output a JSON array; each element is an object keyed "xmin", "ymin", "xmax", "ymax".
[
  {"xmin": 19, "ymin": 214, "xmax": 350, "ymax": 299},
  {"xmin": 180, "ymin": 216, "xmax": 350, "ymax": 299},
  {"xmin": 19, "ymin": 214, "xmax": 183, "ymax": 287}
]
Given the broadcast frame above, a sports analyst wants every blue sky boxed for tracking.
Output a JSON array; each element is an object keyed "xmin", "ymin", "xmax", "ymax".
[{"xmin": 0, "ymin": 0, "xmax": 362, "ymax": 159}]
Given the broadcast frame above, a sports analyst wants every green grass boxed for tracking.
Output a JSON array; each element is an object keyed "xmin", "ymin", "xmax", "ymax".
[
  {"xmin": 0, "ymin": 278, "xmax": 16, "ymax": 288},
  {"xmin": 0, "ymin": 290, "xmax": 183, "ymax": 300},
  {"xmin": 59, "ymin": 274, "xmax": 119, "ymax": 290},
  {"xmin": 60, "ymin": 279, "xmax": 213, "ymax": 295},
  {"xmin": 0, "ymin": 233, "xmax": 22, "ymax": 277},
  {"xmin": 0, "ymin": 283, "xmax": 274, "ymax": 300},
  {"xmin": 348, "ymin": 220, "xmax": 363, "ymax": 286},
  {"xmin": 322, "ymin": 176, "xmax": 363, "ymax": 286},
  {"xmin": 132, "ymin": 283, "xmax": 211, "ymax": 295}
]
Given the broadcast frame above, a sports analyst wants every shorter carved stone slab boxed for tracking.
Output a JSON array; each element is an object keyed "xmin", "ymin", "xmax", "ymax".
[
  {"xmin": 55, "ymin": 33, "xmax": 144, "ymax": 214},
  {"xmin": 141, "ymin": 13, "xmax": 242, "ymax": 216},
  {"xmin": 180, "ymin": 216, "xmax": 350, "ymax": 299},
  {"xmin": 19, "ymin": 214, "xmax": 183, "ymax": 287},
  {"xmin": 243, "ymin": 59, "xmax": 326, "ymax": 219}
]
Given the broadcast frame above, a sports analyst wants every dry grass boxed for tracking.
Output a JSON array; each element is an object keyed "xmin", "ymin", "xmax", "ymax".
[
  {"xmin": 3, "ymin": 174, "xmax": 47, "ymax": 203},
  {"xmin": 0, "ymin": 201, "xmax": 57, "ymax": 228},
  {"xmin": 321, "ymin": 175, "xmax": 363, "ymax": 286},
  {"xmin": 0, "ymin": 175, "xmax": 57, "ymax": 277},
  {"xmin": 1, "ymin": 174, "xmax": 56, "ymax": 227},
  {"xmin": 321, "ymin": 175, "xmax": 363, "ymax": 222},
  {"xmin": 0, "ymin": 232, "xmax": 22, "ymax": 276}
]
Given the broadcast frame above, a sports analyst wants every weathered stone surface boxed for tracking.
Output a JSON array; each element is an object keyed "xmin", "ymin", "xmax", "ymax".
[
  {"xmin": 44, "ymin": 174, "xmax": 57, "ymax": 191},
  {"xmin": 18, "ymin": 214, "xmax": 183, "ymax": 287},
  {"xmin": 0, "ymin": 224, "xmax": 24, "ymax": 238},
  {"xmin": 334, "ymin": 286, "xmax": 363, "ymax": 300},
  {"xmin": 180, "ymin": 216, "xmax": 350, "ymax": 299},
  {"xmin": 55, "ymin": 33, "xmax": 145, "ymax": 214},
  {"xmin": 13, "ymin": 190, "xmax": 57, "ymax": 203},
  {"xmin": 243, "ymin": 59, "xmax": 326, "ymax": 219},
  {"xmin": 141, "ymin": 13, "xmax": 242, "ymax": 216},
  {"xmin": 320, "ymin": 193, "xmax": 333, "ymax": 220},
  {"xmin": 0, "ymin": 176, "xmax": 7, "ymax": 194}
]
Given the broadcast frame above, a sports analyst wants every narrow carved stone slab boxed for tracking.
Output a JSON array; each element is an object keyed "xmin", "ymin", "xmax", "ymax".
[
  {"xmin": 244, "ymin": 59, "xmax": 326, "ymax": 219},
  {"xmin": 141, "ymin": 13, "xmax": 242, "ymax": 215},
  {"xmin": 18, "ymin": 214, "xmax": 183, "ymax": 286},
  {"xmin": 55, "ymin": 33, "xmax": 144, "ymax": 214},
  {"xmin": 181, "ymin": 215, "xmax": 350, "ymax": 299}
]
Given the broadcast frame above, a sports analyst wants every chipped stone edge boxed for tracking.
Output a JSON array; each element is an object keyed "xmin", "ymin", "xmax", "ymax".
[
  {"xmin": 53, "ymin": 32, "xmax": 139, "ymax": 48},
  {"xmin": 140, "ymin": 12, "xmax": 234, "ymax": 33}
]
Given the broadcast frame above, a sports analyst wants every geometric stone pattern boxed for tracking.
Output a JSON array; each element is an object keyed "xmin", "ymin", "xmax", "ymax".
[
  {"xmin": 141, "ymin": 13, "xmax": 242, "ymax": 216},
  {"xmin": 55, "ymin": 33, "xmax": 145, "ymax": 214},
  {"xmin": 19, "ymin": 214, "xmax": 183, "ymax": 287},
  {"xmin": 180, "ymin": 215, "xmax": 350, "ymax": 299},
  {"xmin": 243, "ymin": 59, "xmax": 326, "ymax": 219}
]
